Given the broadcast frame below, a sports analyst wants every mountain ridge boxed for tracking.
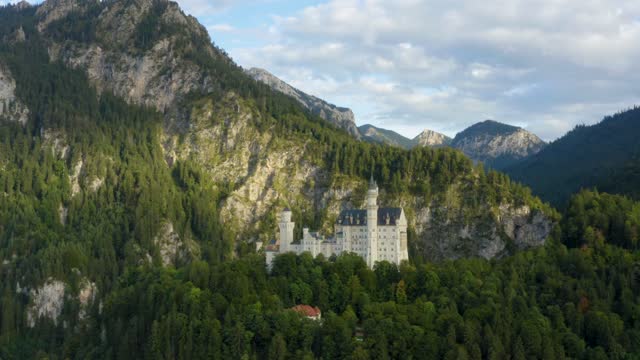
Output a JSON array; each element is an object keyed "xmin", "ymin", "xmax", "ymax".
[
  {"xmin": 451, "ymin": 119, "xmax": 547, "ymax": 169},
  {"xmin": 241, "ymin": 68, "xmax": 545, "ymax": 168},
  {"xmin": 505, "ymin": 107, "xmax": 640, "ymax": 205},
  {"xmin": 358, "ymin": 123, "xmax": 415, "ymax": 149},
  {"xmin": 246, "ymin": 67, "xmax": 361, "ymax": 138}
]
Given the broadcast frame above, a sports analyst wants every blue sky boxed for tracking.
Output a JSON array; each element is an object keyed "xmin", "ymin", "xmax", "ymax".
[
  {"xmin": 5, "ymin": 0, "xmax": 640, "ymax": 140},
  {"xmin": 174, "ymin": 0, "xmax": 640, "ymax": 141}
]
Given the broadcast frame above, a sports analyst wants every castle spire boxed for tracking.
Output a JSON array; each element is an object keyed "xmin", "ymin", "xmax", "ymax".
[{"xmin": 369, "ymin": 174, "xmax": 377, "ymax": 189}]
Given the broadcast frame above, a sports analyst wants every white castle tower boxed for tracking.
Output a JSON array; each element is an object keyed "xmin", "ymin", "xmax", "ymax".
[
  {"xmin": 366, "ymin": 176, "xmax": 379, "ymax": 268},
  {"xmin": 278, "ymin": 208, "xmax": 294, "ymax": 253}
]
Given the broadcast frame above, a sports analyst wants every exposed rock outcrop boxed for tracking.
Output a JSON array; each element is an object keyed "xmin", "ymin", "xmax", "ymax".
[
  {"xmin": 451, "ymin": 120, "xmax": 546, "ymax": 169},
  {"xmin": 41, "ymin": 128, "xmax": 70, "ymax": 159},
  {"xmin": 246, "ymin": 68, "xmax": 361, "ymax": 139},
  {"xmin": 27, "ymin": 279, "xmax": 66, "ymax": 327},
  {"xmin": 39, "ymin": 0, "xmax": 218, "ymax": 112},
  {"xmin": 25, "ymin": 277, "xmax": 99, "ymax": 326},
  {"xmin": 35, "ymin": 0, "xmax": 79, "ymax": 31},
  {"xmin": 414, "ymin": 202, "xmax": 552, "ymax": 261},
  {"xmin": 0, "ymin": 65, "xmax": 29, "ymax": 125},
  {"xmin": 413, "ymin": 129, "xmax": 452, "ymax": 148},
  {"xmin": 78, "ymin": 279, "xmax": 97, "ymax": 321},
  {"xmin": 153, "ymin": 222, "xmax": 199, "ymax": 266},
  {"xmin": 69, "ymin": 159, "xmax": 84, "ymax": 196}
]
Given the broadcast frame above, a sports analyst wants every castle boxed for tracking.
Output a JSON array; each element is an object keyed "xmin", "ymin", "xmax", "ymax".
[{"xmin": 265, "ymin": 178, "xmax": 409, "ymax": 269}]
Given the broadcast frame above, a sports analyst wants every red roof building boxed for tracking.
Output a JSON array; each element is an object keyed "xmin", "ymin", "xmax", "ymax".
[{"xmin": 291, "ymin": 305, "xmax": 322, "ymax": 320}]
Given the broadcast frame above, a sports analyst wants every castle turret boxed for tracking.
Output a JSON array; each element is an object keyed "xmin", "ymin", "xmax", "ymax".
[
  {"xmin": 366, "ymin": 176, "xmax": 379, "ymax": 267},
  {"xmin": 279, "ymin": 208, "xmax": 294, "ymax": 253}
]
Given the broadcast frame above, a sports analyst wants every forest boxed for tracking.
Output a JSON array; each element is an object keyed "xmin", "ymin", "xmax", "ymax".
[
  {"xmin": 3, "ymin": 190, "xmax": 640, "ymax": 359},
  {"xmin": 506, "ymin": 108, "xmax": 640, "ymax": 206},
  {"xmin": 0, "ymin": 3, "xmax": 639, "ymax": 359}
]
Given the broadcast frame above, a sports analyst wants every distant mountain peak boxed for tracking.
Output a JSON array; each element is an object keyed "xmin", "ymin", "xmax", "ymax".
[
  {"xmin": 452, "ymin": 120, "xmax": 546, "ymax": 169},
  {"xmin": 413, "ymin": 129, "xmax": 452, "ymax": 148},
  {"xmin": 457, "ymin": 119, "xmax": 521, "ymax": 138},
  {"xmin": 358, "ymin": 124, "xmax": 415, "ymax": 149},
  {"xmin": 246, "ymin": 67, "xmax": 360, "ymax": 139}
]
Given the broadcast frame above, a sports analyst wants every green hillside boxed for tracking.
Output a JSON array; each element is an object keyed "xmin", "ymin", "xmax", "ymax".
[
  {"xmin": 358, "ymin": 124, "xmax": 416, "ymax": 149},
  {"xmin": 505, "ymin": 108, "xmax": 640, "ymax": 206}
]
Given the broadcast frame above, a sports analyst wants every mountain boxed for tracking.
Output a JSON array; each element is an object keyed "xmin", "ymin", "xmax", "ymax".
[
  {"xmin": 451, "ymin": 120, "xmax": 546, "ymax": 169},
  {"xmin": 360, "ymin": 125, "xmax": 451, "ymax": 149},
  {"xmin": 0, "ymin": 0, "xmax": 558, "ymax": 357},
  {"xmin": 246, "ymin": 67, "xmax": 361, "ymax": 139},
  {"xmin": 358, "ymin": 124, "xmax": 415, "ymax": 149},
  {"xmin": 359, "ymin": 121, "xmax": 543, "ymax": 168},
  {"xmin": 244, "ymin": 69, "xmax": 455, "ymax": 149},
  {"xmin": 413, "ymin": 129, "xmax": 452, "ymax": 147},
  {"xmin": 505, "ymin": 108, "xmax": 640, "ymax": 205}
]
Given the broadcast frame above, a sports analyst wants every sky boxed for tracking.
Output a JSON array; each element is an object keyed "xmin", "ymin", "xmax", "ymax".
[{"xmin": 4, "ymin": 0, "xmax": 640, "ymax": 140}]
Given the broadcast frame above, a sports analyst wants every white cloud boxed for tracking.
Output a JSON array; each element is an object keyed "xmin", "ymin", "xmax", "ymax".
[
  {"xmin": 503, "ymin": 84, "xmax": 537, "ymax": 97},
  {"xmin": 210, "ymin": 0, "xmax": 640, "ymax": 140}
]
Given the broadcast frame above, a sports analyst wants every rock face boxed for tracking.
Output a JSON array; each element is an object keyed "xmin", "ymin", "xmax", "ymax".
[
  {"xmin": 413, "ymin": 129, "xmax": 452, "ymax": 148},
  {"xmin": 246, "ymin": 68, "xmax": 361, "ymax": 139},
  {"xmin": 358, "ymin": 124, "xmax": 415, "ymax": 149},
  {"xmin": 39, "ymin": 0, "xmax": 219, "ymax": 112},
  {"xmin": 153, "ymin": 222, "xmax": 200, "ymax": 266},
  {"xmin": 163, "ymin": 93, "xmax": 356, "ymax": 240},
  {"xmin": 0, "ymin": 65, "xmax": 29, "ymax": 125},
  {"xmin": 414, "ymin": 202, "xmax": 552, "ymax": 261},
  {"xmin": 78, "ymin": 279, "xmax": 97, "ymax": 321},
  {"xmin": 451, "ymin": 120, "xmax": 546, "ymax": 169},
  {"xmin": 153, "ymin": 222, "xmax": 199, "ymax": 267},
  {"xmin": 26, "ymin": 277, "xmax": 99, "ymax": 326},
  {"xmin": 27, "ymin": 279, "xmax": 66, "ymax": 327}
]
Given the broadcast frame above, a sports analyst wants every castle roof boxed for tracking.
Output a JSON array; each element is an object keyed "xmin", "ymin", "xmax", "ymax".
[
  {"xmin": 369, "ymin": 175, "xmax": 377, "ymax": 189},
  {"xmin": 336, "ymin": 208, "xmax": 403, "ymax": 226}
]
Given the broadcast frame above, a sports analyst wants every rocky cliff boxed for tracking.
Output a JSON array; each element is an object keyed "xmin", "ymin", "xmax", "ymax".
[
  {"xmin": 451, "ymin": 120, "xmax": 546, "ymax": 169},
  {"xmin": 38, "ymin": 0, "xmax": 220, "ymax": 112},
  {"xmin": 0, "ymin": 64, "xmax": 29, "ymax": 125},
  {"xmin": 413, "ymin": 129, "xmax": 452, "ymax": 148},
  {"xmin": 246, "ymin": 67, "xmax": 361, "ymax": 139}
]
